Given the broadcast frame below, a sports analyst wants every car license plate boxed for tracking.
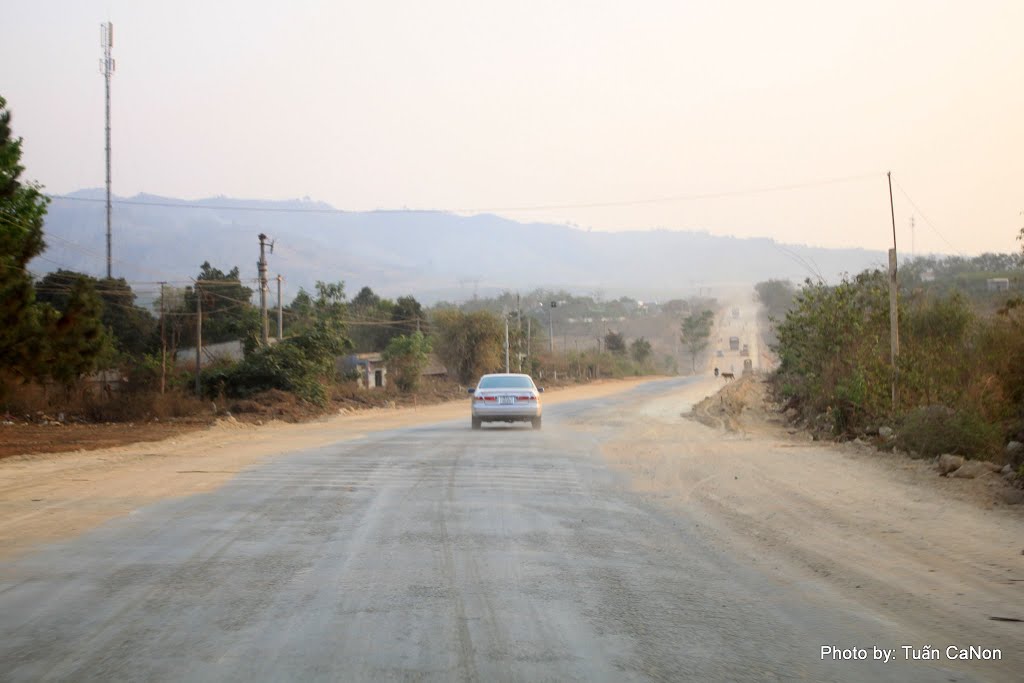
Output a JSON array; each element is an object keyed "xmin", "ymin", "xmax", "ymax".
[{"xmin": 498, "ymin": 396, "xmax": 516, "ymax": 405}]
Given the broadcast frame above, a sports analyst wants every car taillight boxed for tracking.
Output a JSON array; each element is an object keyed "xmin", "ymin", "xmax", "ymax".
[
  {"xmin": 517, "ymin": 395, "xmax": 535, "ymax": 401},
  {"xmin": 477, "ymin": 395, "xmax": 496, "ymax": 402}
]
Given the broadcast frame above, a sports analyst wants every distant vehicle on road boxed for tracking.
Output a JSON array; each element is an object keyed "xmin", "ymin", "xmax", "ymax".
[
  {"xmin": 742, "ymin": 358, "xmax": 753, "ymax": 375},
  {"xmin": 468, "ymin": 373, "xmax": 544, "ymax": 430},
  {"xmin": 740, "ymin": 344, "xmax": 749, "ymax": 357},
  {"xmin": 732, "ymin": 308, "xmax": 739, "ymax": 318},
  {"xmin": 729, "ymin": 336, "xmax": 740, "ymax": 351},
  {"xmin": 716, "ymin": 350, "xmax": 724, "ymax": 357}
]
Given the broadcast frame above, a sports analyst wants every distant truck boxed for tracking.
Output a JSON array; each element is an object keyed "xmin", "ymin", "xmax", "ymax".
[
  {"xmin": 740, "ymin": 344, "xmax": 749, "ymax": 357},
  {"xmin": 729, "ymin": 336, "xmax": 740, "ymax": 351},
  {"xmin": 742, "ymin": 358, "xmax": 753, "ymax": 375}
]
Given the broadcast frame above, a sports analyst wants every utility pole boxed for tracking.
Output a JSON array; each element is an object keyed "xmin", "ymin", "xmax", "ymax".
[
  {"xmin": 516, "ymin": 294, "xmax": 522, "ymax": 371},
  {"xmin": 909, "ymin": 215, "xmax": 915, "ymax": 260},
  {"xmin": 100, "ymin": 22, "xmax": 115, "ymax": 278},
  {"xmin": 276, "ymin": 274, "xmax": 283, "ymax": 340},
  {"xmin": 505, "ymin": 317, "xmax": 510, "ymax": 373},
  {"xmin": 548, "ymin": 301, "xmax": 556, "ymax": 353},
  {"xmin": 195, "ymin": 284, "xmax": 202, "ymax": 396},
  {"xmin": 160, "ymin": 282, "xmax": 166, "ymax": 394},
  {"xmin": 887, "ymin": 172, "xmax": 900, "ymax": 413},
  {"xmin": 526, "ymin": 318, "xmax": 531, "ymax": 365},
  {"xmin": 258, "ymin": 233, "xmax": 271, "ymax": 346}
]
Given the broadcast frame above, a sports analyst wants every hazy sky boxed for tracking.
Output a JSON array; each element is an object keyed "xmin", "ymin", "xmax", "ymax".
[{"xmin": 4, "ymin": 1, "xmax": 1022, "ymax": 256}]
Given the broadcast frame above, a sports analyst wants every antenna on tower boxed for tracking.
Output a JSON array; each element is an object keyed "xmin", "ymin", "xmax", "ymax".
[{"xmin": 100, "ymin": 22, "xmax": 115, "ymax": 279}]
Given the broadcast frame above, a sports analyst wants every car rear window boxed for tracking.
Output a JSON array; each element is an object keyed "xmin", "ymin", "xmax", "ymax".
[{"xmin": 478, "ymin": 376, "xmax": 535, "ymax": 389}]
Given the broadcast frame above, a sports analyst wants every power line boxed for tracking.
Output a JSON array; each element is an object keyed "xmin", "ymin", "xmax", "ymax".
[
  {"xmin": 768, "ymin": 242, "xmax": 824, "ymax": 283},
  {"xmin": 0, "ymin": 213, "xmax": 190, "ymax": 282},
  {"xmin": 45, "ymin": 172, "xmax": 883, "ymax": 216},
  {"xmin": 48, "ymin": 194, "xmax": 352, "ymax": 214},
  {"xmin": 10, "ymin": 256, "xmax": 425, "ymax": 326},
  {"xmin": 893, "ymin": 181, "xmax": 963, "ymax": 257},
  {"xmin": 452, "ymin": 172, "xmax": 885, "ymax": 213}
]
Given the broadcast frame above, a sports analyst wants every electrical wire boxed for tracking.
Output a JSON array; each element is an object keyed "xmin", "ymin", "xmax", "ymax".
[
  {"xmin": 767, "ymin": 242, "xmax": 825, "ymax": 283},
  {"xmin": 0, "ymin": 213, "xmax": 265, "ymax": 284},
  {"xmin": 893, "ymin": 181, "xmax": 964, "ymax": 257},
  {"xmin": 45, "ymin": 172, "xmax": 884, "ymax": 215},
  {"xmin": 0, "ymin": 213, "xmax": 186, "ymax": 282}
]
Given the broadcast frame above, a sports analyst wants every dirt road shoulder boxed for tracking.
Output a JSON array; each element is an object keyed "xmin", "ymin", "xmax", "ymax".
[{"xmin": 600, "ymin": 375, "xmax": 1024, "ymax": 680}]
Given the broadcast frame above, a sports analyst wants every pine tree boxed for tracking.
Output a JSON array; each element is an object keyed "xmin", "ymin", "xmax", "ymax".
[
  {"xmin": 0, "ymin": 95, "xmax": 50, "ymax": 377},
  {"xmin": 44, "ymin": 279, "xmax": 109, "ymax": 388}
]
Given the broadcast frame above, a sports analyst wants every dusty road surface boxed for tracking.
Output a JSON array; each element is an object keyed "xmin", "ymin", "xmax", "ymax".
[{"xmin": 1, "ymin": 377, "xmax": 1020, "ymax": 681}]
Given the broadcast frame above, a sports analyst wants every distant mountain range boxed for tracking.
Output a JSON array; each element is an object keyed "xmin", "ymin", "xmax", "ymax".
[{"xmin": 35, "ymin": 189, "xmax": 890, "ymax": 304}]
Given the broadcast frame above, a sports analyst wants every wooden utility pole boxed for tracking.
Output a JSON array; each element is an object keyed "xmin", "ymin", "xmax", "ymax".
[
  {"xmin": 548, "ymin": 301, "xmax": 556, "ymax": 353},
  {"xmin": 195, "ymin": 284, "xmax": 202, "ymax": 396},
  {"xmin": 517, "ymin": 294, "xmax": 522, "ymax": 371},
  {"xmin": 276, "ymin": 274, "xmax": 283, "ymax": 340},
  {"xmin": 887, "ymin": 172, "xmax": 900, "ymax": 412},
  {"xmin": 258, "ymin": 234, "xmax": 270, "ymax": 346},
  {"xmin": 159, "ymin": 282, "xmax": 166, "ymax": 394},
  {"xmin": 504, "ymin": 317, "xmax": 510, "ymax": 373}
]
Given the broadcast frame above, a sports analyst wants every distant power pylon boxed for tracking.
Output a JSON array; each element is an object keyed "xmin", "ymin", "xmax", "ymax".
[
  {"xmin": 100, "ymin": 22, "xmax": 115, "ymax": 278},
  {"xmin": 458, "ymin": 277, "xmax": 480, "ymax": 300}
]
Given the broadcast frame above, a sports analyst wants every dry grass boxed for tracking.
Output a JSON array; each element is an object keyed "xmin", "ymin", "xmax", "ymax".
[{"xmin": 1, "ymin": 375, "xmax": 210, "ymax": 423}]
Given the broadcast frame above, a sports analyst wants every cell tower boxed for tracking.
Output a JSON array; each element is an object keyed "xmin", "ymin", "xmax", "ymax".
[{"xmin": 100, "ymin": 22, "xmax": 115, "ymax": 278}]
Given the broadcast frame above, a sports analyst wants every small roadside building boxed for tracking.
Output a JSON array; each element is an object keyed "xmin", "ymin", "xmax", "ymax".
[
  {"xmin": 175, "ymin": 340, "xmax": 247, "ymax": 369},
  {"xmin": 339, "ymin": 352, "xmax": 387, "ymax": 389},
  {"xmin": 987, "ymin": 278, "xmax": 1010, "ymax": 292},
  {"xmin": 421, "ymin": 353, "xmax": 448, "ymax": 380}
]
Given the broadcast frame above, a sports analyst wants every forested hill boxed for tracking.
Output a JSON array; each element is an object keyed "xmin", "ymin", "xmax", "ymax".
[{"xmin": 38, "ymin": 189, "xmax": 889, "ymax": 302}]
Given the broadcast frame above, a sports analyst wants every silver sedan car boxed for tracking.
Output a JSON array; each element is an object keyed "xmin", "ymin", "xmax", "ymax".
[{"xmin": 468, "ymin": 373, "xmax": 544, "ymax": 430}]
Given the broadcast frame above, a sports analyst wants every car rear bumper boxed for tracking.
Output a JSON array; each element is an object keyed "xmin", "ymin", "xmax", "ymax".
[{"xmin": 472, "ymin": 404, "xmax": 541, "ymax": 421}]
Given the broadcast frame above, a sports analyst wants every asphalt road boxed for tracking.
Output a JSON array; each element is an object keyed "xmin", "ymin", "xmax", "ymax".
[{"xmin": 0, "ymin": 379, "xmax": 983, "ymax": 681}]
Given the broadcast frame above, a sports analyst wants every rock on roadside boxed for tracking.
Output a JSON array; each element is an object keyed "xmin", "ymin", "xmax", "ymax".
[
  {"xmin": 936, "ymin": 453, "xmax": 965, "ymax": 475},
  {"xmin": 948, "ymin": 459, "xmax": 1002, "ymax": 479}
]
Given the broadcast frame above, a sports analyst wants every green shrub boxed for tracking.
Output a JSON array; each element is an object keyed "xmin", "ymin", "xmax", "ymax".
[
  {"xmin": 895, "ymin": 405, "xmax": 1002, "ymax": 460},
  {"xmin": 203, "ymin": 343, "xmax": 327, "ymax": 405},
  {"xmin": 383, "ymin": 331, "xmax": 431, "ymax": 392},
  {"xmin": 772, "ymin": 271, "xmax": 890, "ymax": 427},
  {"xmin": 201, "ymin": 320, "xmax": 349, "ymax": 406}
]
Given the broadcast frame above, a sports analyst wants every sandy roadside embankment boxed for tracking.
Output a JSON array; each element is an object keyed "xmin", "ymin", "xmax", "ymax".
[{"xmin": 0, "ymin": 376, "xmax": 658, "ymax": 560}]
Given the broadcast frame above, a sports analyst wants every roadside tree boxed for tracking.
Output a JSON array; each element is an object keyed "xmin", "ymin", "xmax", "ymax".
[
  {"xmin": 42, "ymin": 278, "xmax": 110, "ymax": 389},
  {"xmin": 431, "ymin": 309, "xmax": 503, "ymax": 384},
  {"xmin": 630, "ymin": 337, "xmax": 652, "ymax": 365},
  {"xmin": 680, "ymin": 310, "xmax": 714, "ymax": 372},
  {"xmin": 604, "ymin": 331, "xmax": 626, "ymax": 355},
  {"xmin": 36, "ymin": 270, "xmax": 156, "ymax": 357},
  {"xmin": 0, "ymin": 95, "xmax": 50, "ymax": 379},
  {"xmin": 183, "ymin": 262, "xmax": 257, "ymax": 346},
  {"xmin": 383, "ymin": 331, "xmax": 432, "ymax": 392}
]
